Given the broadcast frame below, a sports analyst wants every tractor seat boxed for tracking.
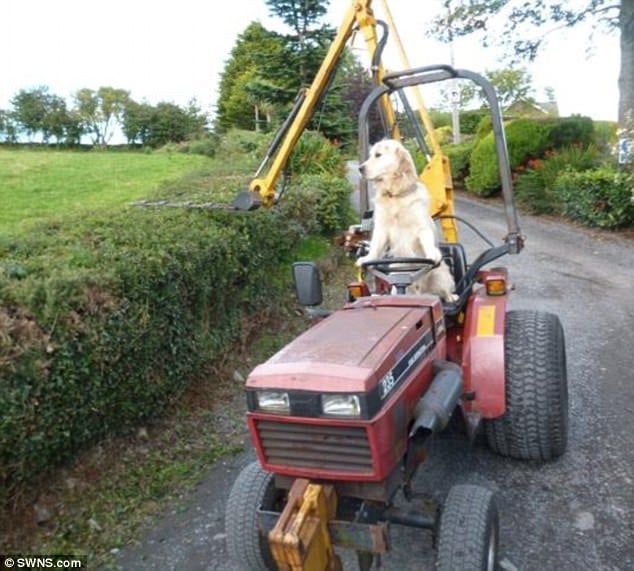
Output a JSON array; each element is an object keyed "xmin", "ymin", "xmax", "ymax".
[{"xmin": 439, "ymin": 242, "xmax": 467, "ymax": 295}]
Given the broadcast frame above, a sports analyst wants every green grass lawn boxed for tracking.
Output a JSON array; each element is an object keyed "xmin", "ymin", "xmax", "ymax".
[{"xmin": 0, "ymin": 148, "xmax": 215, "ymax": 235}]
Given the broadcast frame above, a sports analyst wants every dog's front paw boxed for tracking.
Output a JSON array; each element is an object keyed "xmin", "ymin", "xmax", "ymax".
[
  {"xmin": 429, "ymin": 246, "xmax": 443, "ymax": 264},
  {"xmin": 444, "ymin": 293, "xmax": 459, "ymax": 303}
]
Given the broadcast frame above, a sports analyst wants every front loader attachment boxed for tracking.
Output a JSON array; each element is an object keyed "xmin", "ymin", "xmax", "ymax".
[{"xmin": 269, "ymin": 479, "xmax": 341, "ymax": 571}]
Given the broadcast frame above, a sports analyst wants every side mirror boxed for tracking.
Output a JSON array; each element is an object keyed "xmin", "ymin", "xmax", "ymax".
[{"xmin": 292, "ymin": 262, "xmax": 323, "ymax": 307}]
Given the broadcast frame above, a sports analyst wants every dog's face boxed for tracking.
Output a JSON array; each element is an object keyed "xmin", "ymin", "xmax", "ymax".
[{"xmin": 359, "ymin": 139, "xmax": 417, "ymax": 191}]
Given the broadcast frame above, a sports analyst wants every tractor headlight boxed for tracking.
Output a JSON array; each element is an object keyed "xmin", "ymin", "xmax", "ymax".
[
  {"xmin": 321, "ymin": 394, "xmax": 361, "ymax": 417},
  {"xmin": 256, "ymin": 390, "xmax": 290, "ymax": 414}
]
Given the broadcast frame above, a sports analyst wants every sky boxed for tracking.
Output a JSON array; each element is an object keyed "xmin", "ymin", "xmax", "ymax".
[{"xmin": 0, "ymin": 0, "xmax": 621, "ymax": 124}]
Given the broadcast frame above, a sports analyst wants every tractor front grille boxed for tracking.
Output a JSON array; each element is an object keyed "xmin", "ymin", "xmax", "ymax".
[{"xmin": 255, "ymin": 420, "xmax": 374, "ymax": 474}]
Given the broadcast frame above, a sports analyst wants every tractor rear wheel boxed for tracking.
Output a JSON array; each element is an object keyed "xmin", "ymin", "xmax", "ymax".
[
  {"xmin": 225, "ymin": 461, "xmax": 283, "ymax": 570},
  {"xmin": 436, "ymin": 484, "xmax": 498, "ymax": 571},
  {"xmin": 485, "ymin": 310, "xmax": 568, "ymax": 461}
]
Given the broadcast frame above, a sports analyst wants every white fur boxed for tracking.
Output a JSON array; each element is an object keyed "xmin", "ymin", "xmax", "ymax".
[{"xmin": 356, "ymin": 139, "xmax": 458, "ymax": 302}]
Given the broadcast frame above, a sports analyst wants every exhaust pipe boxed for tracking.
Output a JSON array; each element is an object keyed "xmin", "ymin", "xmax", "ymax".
[{"xmin": 409, "ymin": 363, "xmax": 463, "ymax": 438}]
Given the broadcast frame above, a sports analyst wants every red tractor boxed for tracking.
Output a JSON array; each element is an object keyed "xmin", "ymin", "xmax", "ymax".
[{"xmin": 224, "ymin": 6, "xmax": 568, "ymax": 570}]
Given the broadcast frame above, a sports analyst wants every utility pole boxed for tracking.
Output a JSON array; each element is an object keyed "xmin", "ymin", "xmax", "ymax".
[{"xmin": 446, "ymin": 1, "xmax": 460, "ymax": 144}]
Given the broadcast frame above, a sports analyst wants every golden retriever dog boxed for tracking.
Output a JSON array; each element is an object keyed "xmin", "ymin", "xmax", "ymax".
[{"xmin": 356, "ymin": 139, "xmax": 458, "ymax": 302}]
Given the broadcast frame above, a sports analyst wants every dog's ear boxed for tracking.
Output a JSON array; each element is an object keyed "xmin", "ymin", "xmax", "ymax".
[{"xmin": 397, "ymin": 145, "xmax": 416, "ymax": 179}]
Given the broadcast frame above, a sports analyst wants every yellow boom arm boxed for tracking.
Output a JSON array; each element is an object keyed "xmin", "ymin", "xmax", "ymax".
[{"xmin": 247, "ymin": 0, "xmax": 397, "ymax": 208}]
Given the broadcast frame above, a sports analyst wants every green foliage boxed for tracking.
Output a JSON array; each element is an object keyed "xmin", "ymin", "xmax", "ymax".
[
  {"xmin": 460, "ymin": 110, "xmax": 488, "ymax": 135},
  {"xmin": 122, "ymin": 101, "xmax": 209, "ymax": 148},
  {"xmin": 444, "ymin": 140, "xmax": 476, "ymax": 184},
  {"xmin": 592, "ymin": 120, "xmax": 618, "ymax": 157},
  {"xmin": 215, "ymin": 13, "xmax": 360, "ymax": 149},
  {"xmin": 5, "ymin": 84, "xmax": 206, "ymax": 148},
  {"xmin": 485, "ymin": 67, "xmax": 535, "ymax": 108},
  {"xmin": 283, "ymin": 173, "xmax": 354, "ymax": 235},
  {"xmin": 0, "ymin": 207, "xmax": 298, "ymax": 491},
  {"xmin": 554, "ymin": 168, "xmax": 634, "ymax": 228},
  {"xmin": 514, "ymin": 169, "xmax": 550, "ymax": 213},
  {"xmin": 475, "ymin": 116, "xmax": 493, "ymax": 140},
  {"xmin": 280, "ymin": 131, "xmax": 352, "ymax": 235},
  {"xmin": 74, "ymin": 87, "xmax": 131, "ymax": 146},
  {"xmin": 288, "ymin": 130, "xmax": 345, "ymax": 177},
  {"xmin": 515, "ymin": 144, "xmax": 600, "ymax": 214},
  {"xmin": 218, "ymin": 129, "xmax": 271, "ymax": 158},
  {"xmin": 0, "ymin": 139, "xmax": 353, "ymax": 492},
  {"xmin": 178, "ymin": 136, "xmax": 219, "ymax": 158},
  {"xmin": 432, "ymin": 126, "xmax": 454, "ymax": 146},
  {"xmin": 467, "ymin": 119, "xmax": 550, "ymax": 195},
  {"xmin": 546, "ymin": 115, "xmax": 594, "ymax": 148},
  {"xmin": 215, "ymin": 22, "xmax": 289, "ymax": 133},
  {"xmin": 466, "ymin": 117, "xmax": 596, "ymax": 196},
  {"xmin": 429, "ymin": 109, "xmax": 452, "ymax": 129}
]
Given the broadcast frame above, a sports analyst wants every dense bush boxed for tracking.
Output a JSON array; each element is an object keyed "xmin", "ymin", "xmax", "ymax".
[
  {"xmin": 547, "ymin": 116, "xmax": 594, "ymax": 149},
  {"xmin": 0, "ymin": 128, "xmax": 354, "ymax": 493},
  {"xmin": 218, "ymin": 128, "xmax": 271, "ymax": 158},
  {"xmin": 554, "ymin": 168, "xmax": 634, "ymax": 228},
  {"xmin": 467, "ymin": 119, "xmax": 550, "ymax": 195},
  {"xmin": 515, "ymin": 145, "xmax": 599, "ymax": 214},
  {"xmin": 592, "ymin": 121, "xmax": 618, "ymax": 157},
  {"xmin": 183, "ymin": 136, "xmax": 220, "ymax": 158},
  {"xmin": 466, "ymin": 117, "xmax": 596, "ymax": 196},
  {"xmin": 429, "ymin": 110, "xmax": 452, "ymax": 129},
  {"xmin": 288, "ymin": 130, "xmax": 346, "ymax": 178},
  {"xmin": 444, "ymin": 140, "xmax": 476, "ymax": 186},
  {"xmin": 475, "ymin": 116, "xmax": 493, "ymax": 140},
  {"xmin": 431, "ymin": 126, "xmax": 454, "ymax": 146},
  {"xmin": 282, "ymin": 173, "xmax": 354, "ymax": 235},
  {"xmin": 0, "ymin": 208, "xmax": 298, "ymax": 491},
  {"xmin": 460, "ymin": 110, "xmax": 489, "ymax": 135}
]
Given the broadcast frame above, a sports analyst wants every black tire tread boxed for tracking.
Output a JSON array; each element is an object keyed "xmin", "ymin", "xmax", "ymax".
[
  {"xmin": 225, "ymin": 461, "xmax": 277, "ymax": 571},
  {"xmin": 436, "ymin": 484, "xmax": 498, "ymax": 571},
  {"xmin": 485, "ymin": 310, "xmax": 568, "ymax": 461}
]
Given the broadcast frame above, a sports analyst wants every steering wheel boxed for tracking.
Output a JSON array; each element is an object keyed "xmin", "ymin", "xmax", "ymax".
[{"xmin": 360, "ymin": 257, "xmax": 439, "ymax": 294}]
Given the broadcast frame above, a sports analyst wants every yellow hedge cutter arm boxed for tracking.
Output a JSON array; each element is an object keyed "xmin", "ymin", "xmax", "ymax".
[
  {"xmin": 233, "ymin": 0, "xmax": 399, "ymax": 211},
  {"xmin": 233, "ymin": 0, "xmax": 459, "ymax": 242}
]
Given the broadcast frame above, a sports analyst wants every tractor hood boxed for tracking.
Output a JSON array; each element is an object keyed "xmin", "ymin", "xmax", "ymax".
[{"xmin": 246, "ymin": 296, "xmax": 444, "ymax": 394}]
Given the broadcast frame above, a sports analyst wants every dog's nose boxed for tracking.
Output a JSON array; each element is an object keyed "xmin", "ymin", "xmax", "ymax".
[{"xmin": 359, "ymin": 164, "xmax": 366, "ymax": 175}]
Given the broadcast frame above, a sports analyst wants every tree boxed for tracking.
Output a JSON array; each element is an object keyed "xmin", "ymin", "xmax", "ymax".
[
  {"xmin": 265, "ymin": 0, "xmax": 332, "ymax": 86},
  {"xmin": 74, "ymin": 86, "xmax": 130, "ymax": 145},
  {"xmin": 122, "ymin": 99, "xmax": 208, "ymax": 148},
  {"xmin": 0, "ymin": 109, "xmax": 18, "ymax": 143},
  {"xmin": 122, "ymin": 100, "xmax": 154, "ymax": 145},
  {"xmin": 11, "ymin": 86, "xmax": 51, "ymax": 142},
  {"xmin": 215, "ymin": 22, "xmax": 288, "ymax": 132},
  {"xmin": 434, "ymin": 0, "xmax": 633, "ymax": 159},
  {"xmin": 485, "ymin": 68, "xmax": 536, "ymax": 108},
  {"xmin": 42, "ymin": 94, "xmax": 69, "ymax": 145}
]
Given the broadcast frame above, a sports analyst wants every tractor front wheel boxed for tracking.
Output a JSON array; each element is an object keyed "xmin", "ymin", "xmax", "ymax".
[
  {"xmin": 436, "ymin": 484, "xmax": 499, "ymax": 571},
  {"xmin": 485, "ymin": 310, "xmax": 568, "ymax": 461},
  {"xmin": 225, "ymin": 461, "xmax": 283, "ymax": 570}
]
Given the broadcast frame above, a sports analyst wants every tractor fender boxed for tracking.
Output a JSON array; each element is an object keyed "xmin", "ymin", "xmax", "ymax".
[{"xmin": 461, "ymin": 285, "xmax": 508, "ymax": 418}]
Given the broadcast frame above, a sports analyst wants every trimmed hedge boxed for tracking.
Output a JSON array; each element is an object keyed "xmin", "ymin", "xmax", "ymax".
[
  {"xmin": 554, "ymin": 168, "xmax": 634, "ymax": 228},
  {"xmin": 466, "ymin": 116, "xmax": 595, "ymax": 196},
  {"xmin": 466, "ymin": 119, "xmax": 550, "ymax": 195},
  {"xmin": 282, "ymin": 173, "xmax": 354, "ymax": 235},
  {"xmin": 1, "ymin": 128, "xmax": 354, "ymax": 493},
  {"xmin": 0, "ymin": 208, "xmax": 297, "ymax": 490}
]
